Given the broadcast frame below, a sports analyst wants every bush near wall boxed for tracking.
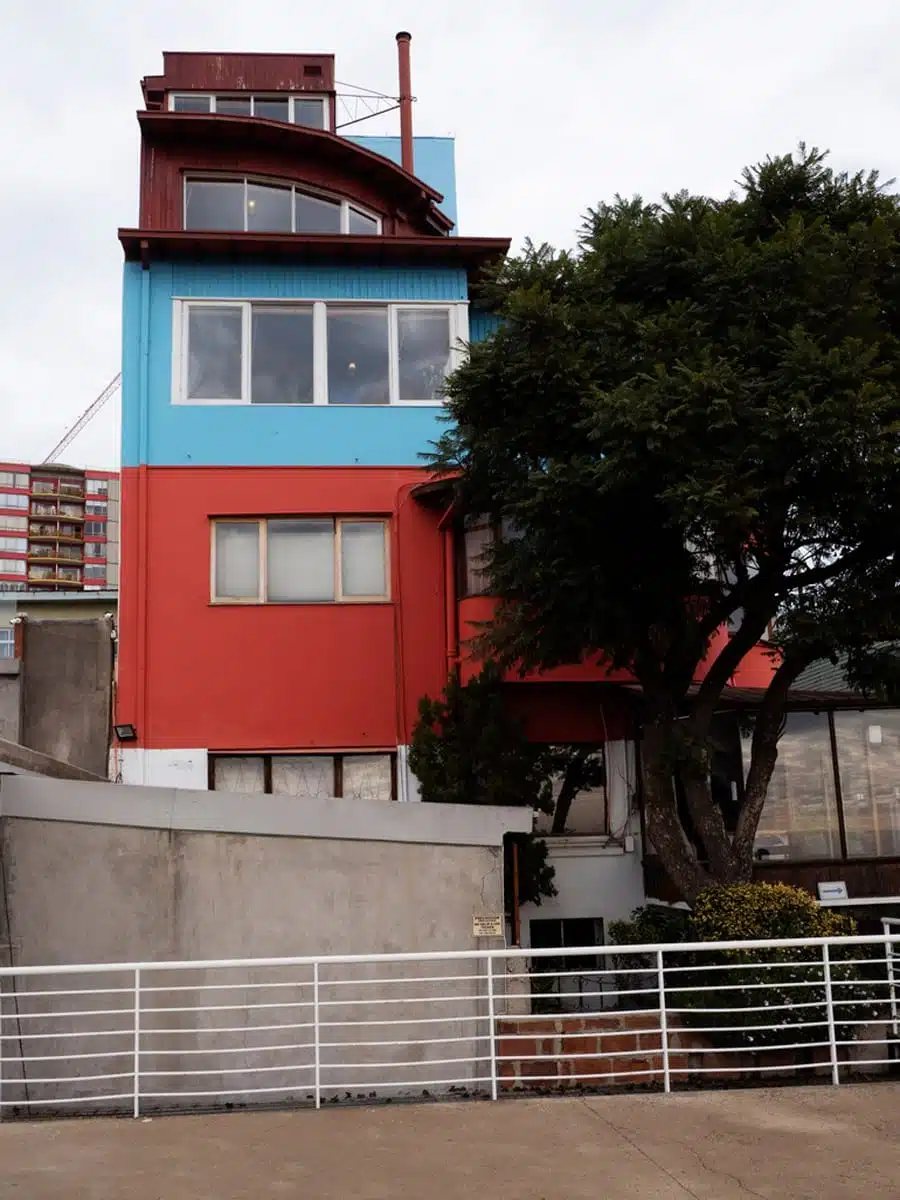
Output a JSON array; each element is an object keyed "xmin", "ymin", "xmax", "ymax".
[{"xmin": 610, "ymin": 883, "xmax": 882, "ymax": 1050}]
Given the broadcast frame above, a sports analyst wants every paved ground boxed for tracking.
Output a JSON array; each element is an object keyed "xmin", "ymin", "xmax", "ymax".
[{"xmin": 1, "ymin": 1084, "xmax": 897, "ymax": 1198}]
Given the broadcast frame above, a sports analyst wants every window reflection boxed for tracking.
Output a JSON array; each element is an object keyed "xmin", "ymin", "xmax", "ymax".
[
  {"xmin": 326, "ymin": 307, "xmax": 389, "ymax": 405},
  {"xmin": 751, "ymin": 713, "xmax": 841, "ymax": 861},
  {"xmin": 397, "ymin": 309, "xmax": 451, "ymax": 400},
  {"xmin": 835, "ymin": 712, "xmax": 900, "ymax": 858}
]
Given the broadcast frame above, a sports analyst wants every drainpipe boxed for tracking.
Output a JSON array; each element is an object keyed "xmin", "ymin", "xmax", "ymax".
[
  {"xmin": 396, "ymin": 31, "xmax": 414, "ymax": 175},
  {"xmin": 439, "ymin": 503, "xmax": 459, "ymax": 677}
]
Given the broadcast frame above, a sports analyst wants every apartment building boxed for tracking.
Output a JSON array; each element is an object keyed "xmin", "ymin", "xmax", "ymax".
[{"xmin": 0, "ymin": 462, "xmax": 119, "ymax": 593}]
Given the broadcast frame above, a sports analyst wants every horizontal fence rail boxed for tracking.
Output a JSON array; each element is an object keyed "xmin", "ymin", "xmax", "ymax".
[{"xmin": 0, "ymin": 933, "xmax": 897, "ymax": 1118}]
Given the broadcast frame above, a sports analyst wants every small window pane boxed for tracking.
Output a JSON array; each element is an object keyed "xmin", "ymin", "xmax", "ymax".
[
  {"xmin": 463, "ymin": 521, "xmax": 492, "ymax": 596},
  {"xmin": 84, "ymin": 565, "xmax": 106, "ymax": 580},
  {"xmin": 214, "ymin": 757, "xmax": 266, "ymax": 793},
  {"xmin": 835, "ymin": 711, "xmax": 900, "ymax": 858},
  {"xmin": 341, "ymin": 522, "xmax": 387, "ymax": 597},
  {"xmin": 173, "ymin": 95, "xmax": 212, "ymax": 112},
  {"xmin": 14, "ymin": 474, "xmax": 28, "ymax": 489},
  {"xmin": 215, "ymin": 96, "xmax": 252, "ymax": 116},
  {"xmin": 184, "ymin": 179, "xmax": 246, "ymax": 231},
  {"xmin": 215, "ymin": 522, "xmax": 259, "ymax": 599},
  {"xmin": 254, "ymin": 97, "xmax": 290, "ymax": 123},
  {"xmin": 294, "ymin": 191, "xmax": 341, "ymax": 233},
  {"xmin": 247, "ymin": 182, "xmax": 292, "ymax": 233},
  {"xmin": 251, "ymin": 308, "xmax": 314, "ymax": 404},
  {"xmin": 397, "ymin": 309, "xmax": 451, "ymax": 401},
  {"xmin": 267, "ymin": 519, "xmax": 334, "ymax": 602},
  {"xmin": 85, "ymin": 542, "xmax": 106, "ymax": 560},
  {"xmin": 751, "ymin": 712, "xmax": 841, "ymax": 861},
  {"xmin": 272, "ymin": 756, "xmax": 335, "ymax": 798},
  {"xmin": 342, "ymin": 755, "xmax": 392, "ymax": 802},
  {"xmin": 188, "ymin": 307, "xmax": 243, "ymax": 400},
  {"xmin": 327, "ymin": 307, "xmax": 389, "ymax": 405},
  {"xmin": 348, "ymin": 208, "xmax": 378, "ymax": 235},
  {"xmin": 293, "ymin": 98, "xmax": 325, "ymax": 128}
]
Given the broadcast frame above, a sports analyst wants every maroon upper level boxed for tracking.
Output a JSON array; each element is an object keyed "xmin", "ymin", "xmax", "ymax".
[{"xmin": 142, "ymin": 52, "xmax": 336, "ymax": 107}]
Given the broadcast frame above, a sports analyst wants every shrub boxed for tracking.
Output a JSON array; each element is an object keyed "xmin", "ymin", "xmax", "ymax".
[{"xmin": 610, "ymin": 884, "xmax": 881, "ymax": 1050}]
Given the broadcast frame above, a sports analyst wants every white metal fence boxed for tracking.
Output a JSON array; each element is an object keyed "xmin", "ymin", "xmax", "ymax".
[{"xmin": 0, "ymin": 932, "xmax": 897, "ymax": 1117}]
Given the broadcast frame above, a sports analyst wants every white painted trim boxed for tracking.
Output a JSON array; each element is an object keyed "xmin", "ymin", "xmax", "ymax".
[
  {"xmin": 169, "ymin": 92, "xmax": 329, "ymax": 131},
  {"xmin": 173, "ymin": 299, "xmax": 467, "ymax": 407},
  {"xmin": 183, "ymin": 172, "xmax": 381, "ymax": 234},
  {"xmin": 543, "ymin": 836, "xmax": 631, "ymax": 859}
]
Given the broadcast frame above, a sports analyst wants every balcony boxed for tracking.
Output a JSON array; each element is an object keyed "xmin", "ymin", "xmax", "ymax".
[
  {"xmin": 30, "ymin": 481, "xmax": 85, "ymax": 499},
  {"xmin": 27, "ymin": 567, "xmax": 84, "ymax": 586},
  {"xmin": 28, "ymin": 546, "xmax": 84, "ymax": 564},
  {"xmin": 29, "ymin": 523, "xmax": 82, "ymax": 541},
  {"xmin": 29, "ymin": 504, "xmax": 85, "ymax": 521}
]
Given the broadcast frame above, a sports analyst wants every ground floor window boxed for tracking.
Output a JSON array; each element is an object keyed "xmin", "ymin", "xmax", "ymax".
[
  {"xmin": 529, "ymin": 917, "xmax": 605, "ymax": 1012},
  {"xmin": 750, "ymin": 709, "xmax": 900, "ymax": 862},
  {"xmin": 210, "ymin": 752, "xmax": 396, "ymax": 802}
]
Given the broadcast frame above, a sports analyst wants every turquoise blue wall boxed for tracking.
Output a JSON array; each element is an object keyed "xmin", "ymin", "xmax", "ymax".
[
  {"xmin": 122, "ymin": 261, "xmax": 471, "ymax": 468},
  {"xmin": 352, "ymin": 136, "xmax": 457, "ymax": 231}
]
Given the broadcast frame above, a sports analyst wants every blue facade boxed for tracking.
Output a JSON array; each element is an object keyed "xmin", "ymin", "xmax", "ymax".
[
  {"xmin": 122, "ymin": 261, "xmax": 483, "ymax": 468},
  {"xmin": 352, "ymin": 136, "xmax": 458, "ymax": 230}
]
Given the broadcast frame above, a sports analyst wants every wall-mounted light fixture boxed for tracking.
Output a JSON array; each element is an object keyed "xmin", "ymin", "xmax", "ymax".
[{"xmin": 113, "ymin": 723, "xmax": 137, "ymax": 741}]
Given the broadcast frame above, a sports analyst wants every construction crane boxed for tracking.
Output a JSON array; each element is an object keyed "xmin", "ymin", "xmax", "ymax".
[{"xmin": 42, "ymin": 373, "xmax": 121, "ymax": 465}]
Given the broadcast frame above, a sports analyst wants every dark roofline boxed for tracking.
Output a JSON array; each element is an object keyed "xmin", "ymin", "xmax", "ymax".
[{"xmin": 119, "ymin": 229, "xmax": 510, "ymax": 275}]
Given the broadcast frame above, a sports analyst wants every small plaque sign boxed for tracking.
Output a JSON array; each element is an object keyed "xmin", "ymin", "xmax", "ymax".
[
  {"xmin": 817, "ymin": 881, "xmax": 849, "ymax": 902},
  {"xmin": 472, "ymin": 914, "xmax": 504, "ymax": 938}
]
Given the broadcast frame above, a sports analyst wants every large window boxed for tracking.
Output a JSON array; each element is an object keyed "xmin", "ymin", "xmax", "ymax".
[
  {"xmin": 0, "ymin": 537, "xmax": 26, "ymax": 554},
  {"xmin": 0, "ymin": 559, "xmax": 26, "ymax": 576},
  {"xmin": 85, "ymin": 522, "xmax": 106, "ymax": 538},
  {"xmin": 751, "ymin": 709, "xmax": 900, "ymax": 863},
  {"xmin": 85, "ymin": 501, "xmax": 108, "ymax": 516},
  {"xmin": 176, "ymin": 301, "xmax": 464, "ymax": 406},
  {"xmin": 834, "ymin": 712, "xmax": 900, "ymax": 858},
  {"xmin": 0, "ymin": 472, "xmax": 28, "ymax": 489},
  {"xmin": 212, "ymin": 518, "xmax": 389, "ymax": 604},
  {"xmin": 0, "ymin": 494, "xmax": 28, "ymax": 510},
  {"xmin": 171, "ymin": 93, "xmax": 328, "ymax": 130},
  {"xmin": 86, "ymin": 478, "xmax": 108, "ymax": 495},
  {"xmin": 184, "ymin": 177, "xmax": 379, "ymax": 235},
  {"xmin": 211, "ymin": 752, "xmax": 395, "ymax": 801}
]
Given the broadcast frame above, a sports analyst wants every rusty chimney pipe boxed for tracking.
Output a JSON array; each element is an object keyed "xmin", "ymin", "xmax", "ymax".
[{"xmin": 396, "ymin": 31, "xmax": 414, "ymax": 175}]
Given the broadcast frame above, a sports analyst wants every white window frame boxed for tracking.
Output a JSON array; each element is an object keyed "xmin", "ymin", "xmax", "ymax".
[
  {"xmin": 183, "ymin": 175, "xmax": 380, "ymax": 235},
  {"xmin": 210, "ymin": 517, "xmax": 390, "ymax": 605},
  {"xmin": 169, "ymin": 92, "xmax": 329, "ymax": 130},
  {"xmin": 174, "ymin": 300, "xmax": 468, "ymax": 407},
  {"xmin": 0, "ymin": 628, "xmax": 14, "ymax": 658}
]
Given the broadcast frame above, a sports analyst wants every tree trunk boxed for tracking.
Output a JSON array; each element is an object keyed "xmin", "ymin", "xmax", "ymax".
[{"xmin": 641, "ymin": 722, "xmax": 711, "ymax": 904}]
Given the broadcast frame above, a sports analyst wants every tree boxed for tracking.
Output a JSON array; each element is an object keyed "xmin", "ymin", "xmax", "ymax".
[
  {"xmin": 409, "ymin": 662, "xmax": 604, "ymax": 903},
  {"xmin": 433, "ymin": 147, "xmax": 900, "ymax": 903}
]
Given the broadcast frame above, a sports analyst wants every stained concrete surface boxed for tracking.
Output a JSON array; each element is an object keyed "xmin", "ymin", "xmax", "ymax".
[{"xmin": 1, "ymin": 1085, "xmax": 897, "ymax": 1199}]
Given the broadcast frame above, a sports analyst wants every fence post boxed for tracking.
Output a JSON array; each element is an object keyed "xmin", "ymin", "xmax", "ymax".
[
  {"xmin": 133, "ymin": 967, "xmax": 141, "ymax": 1118},
  {"xmin": 313, "ymin": 962, "xmax": 321, "ymax": 1110},
  {"xmin": 486, "ymin": 955, "xmax": 498, "ymax": 1101},
  {"xmin": 885, "ymin": 926, "xmax": 898, "ymax": 1039},
  {"xmin": 822, "ymin": 943, "xmax": 840, "ymax": 1086},
  {"xmin": 656, "ymin": 949, "xmax": 671, "ymax": 1094}
]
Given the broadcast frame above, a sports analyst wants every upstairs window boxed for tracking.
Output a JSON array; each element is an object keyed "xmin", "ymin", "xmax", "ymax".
[
  {"xmin": 175, "ymin": 300, "xmax": 465, "ymax": 406},
  {"xmin": 212, "ymin": 517, "xmax": 389, "ymax": 604},
  {"xmin": 170, "ymin": 93, "xmax": 328, "ymax": 130},
  {"xmin": 184, "ymin": 177, "xmax": 380, "ymax": 236}
]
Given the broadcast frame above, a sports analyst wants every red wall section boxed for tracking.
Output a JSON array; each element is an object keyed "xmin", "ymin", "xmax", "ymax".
[{"xmin": 117, "ymin": 466, "xmax": 448, "ymax": 752}]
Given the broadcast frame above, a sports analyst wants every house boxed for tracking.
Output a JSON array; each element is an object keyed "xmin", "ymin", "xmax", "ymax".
[{"xmin": 113, "ymin": 38, "xmax": 900, "ymax": 961}]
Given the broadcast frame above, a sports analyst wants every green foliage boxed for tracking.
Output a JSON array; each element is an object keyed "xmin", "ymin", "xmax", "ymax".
[
  {"xmin": 409, "ymin": 663, "xmax": 557, "ymax": 903},
  {"xmin": 610, "ymin": 885, "xmax": 880, "ymax": 1050},
  {"xmin": 432, "ymin": 145, "xmax": 900, "ymax": 894}
]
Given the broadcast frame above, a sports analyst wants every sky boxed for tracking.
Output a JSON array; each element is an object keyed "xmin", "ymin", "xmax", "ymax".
[{"xmin": 3, "ymin": 0, "xmax": 900, "ymax": 470}]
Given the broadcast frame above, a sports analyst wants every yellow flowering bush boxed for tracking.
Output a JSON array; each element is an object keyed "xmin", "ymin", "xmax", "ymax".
[{"xmin": 691, "ymin": 882, "xmax": 856, "ymax": 943}]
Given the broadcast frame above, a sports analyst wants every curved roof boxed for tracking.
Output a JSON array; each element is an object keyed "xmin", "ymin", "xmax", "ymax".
[{"xmin": 138, "ymin": 111, "xmax": 455, "ymax": 234}]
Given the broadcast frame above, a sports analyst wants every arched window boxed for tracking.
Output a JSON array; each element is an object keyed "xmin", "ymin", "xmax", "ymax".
[{"xmin": 184, "ymin": 176, "xmax": 381, "ymax": 235}]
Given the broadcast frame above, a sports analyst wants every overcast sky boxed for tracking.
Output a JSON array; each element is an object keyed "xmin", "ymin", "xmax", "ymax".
[{"xmin": 3, "ymin": 0, "xmax": 900, "ymax": 469}]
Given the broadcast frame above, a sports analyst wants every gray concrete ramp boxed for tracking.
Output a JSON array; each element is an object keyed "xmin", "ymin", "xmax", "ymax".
[{"xmin": 1, "ymin": 1085, "xmax": 897, "ymax": 1198}]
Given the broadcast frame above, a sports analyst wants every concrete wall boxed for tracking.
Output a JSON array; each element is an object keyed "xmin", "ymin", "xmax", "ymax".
[
  {"xmin": 0, "ymin": 661, "xmax": 20, "ymax": 742},
  {"xmin": 19, "ymin": 619, "xmax": 113, "ymax": 775},
  {"xmin": 0, "ymin": 776, "xmax": 530, "ymax": 1112}
]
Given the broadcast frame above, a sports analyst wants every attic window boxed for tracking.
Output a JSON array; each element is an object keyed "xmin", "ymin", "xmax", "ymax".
[{"xmin": 170, "ymin": 92, "xmax": 328, "ymax": 130}]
